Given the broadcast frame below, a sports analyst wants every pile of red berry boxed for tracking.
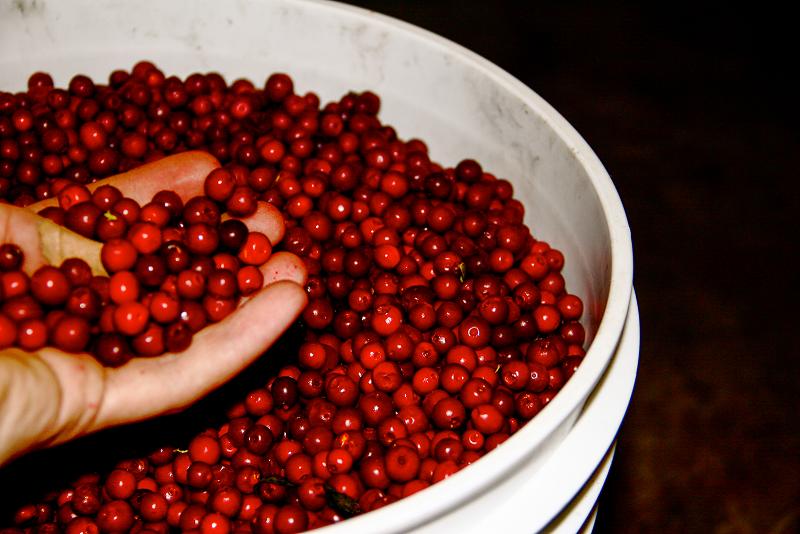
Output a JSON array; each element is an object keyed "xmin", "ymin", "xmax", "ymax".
[{"xmin": 0, "ymin": 63, "xmax": 586, "ymax": 533}]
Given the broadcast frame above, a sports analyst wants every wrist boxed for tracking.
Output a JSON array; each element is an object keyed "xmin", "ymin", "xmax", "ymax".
[{"xmin": 0, "ymin": 350, "xmax": 62, "ymax": 465}]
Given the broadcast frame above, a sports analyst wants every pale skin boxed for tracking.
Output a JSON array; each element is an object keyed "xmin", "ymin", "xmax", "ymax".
[{"xmin": 0, "ymin": 152, "xmax": 307, "ymax": 466}]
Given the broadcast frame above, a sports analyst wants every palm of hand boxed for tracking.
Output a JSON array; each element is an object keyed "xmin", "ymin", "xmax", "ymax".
[{"xmin": 0, "ymin": 152, "xmax": 307, "ymax": 465}]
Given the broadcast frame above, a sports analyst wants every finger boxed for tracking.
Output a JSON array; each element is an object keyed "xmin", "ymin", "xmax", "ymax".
[
  {"xmin": 29, "ymin": 151, "xmax": 220, "ymax": 212},
  {"xmin": 92, "ymin": 280, "xmax": 307, "ymax": 429},
  {"xmin": 0, "ymin": 204, "xmax": 104, "ymax": 275},
  {"xmin": 223, "ymin": 201, "xmax": 285, "ymax": 245},
  {"xmin": 258, "ymin": 251, "xmax": 308, "ymax": 287}
]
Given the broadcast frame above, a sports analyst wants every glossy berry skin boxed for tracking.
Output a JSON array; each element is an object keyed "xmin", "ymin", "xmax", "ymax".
[
  {"xmin": 101, "ymin": 239, "xmax": 138, "ymax": 273},
  {"xmin": 93, "ymin": 333, "xmax": 132, "ymax": 367},
  {"xmin": 60, "ymin": 258, "xmax": 93, "ymax": 287},
  {"xmin": 204, "ymin": 168, "xmax": 236, "ymax": 202},
  {"xmin": 30, "ymin": 266, "xmax": 71, "ymax": 306},
  {"xmin": 95, "ymin": 500, "xmax": 134, "ymax": 533},
  {"xmin": 50, "ymin": 315, "xmax": 91, "ymax": 352},
  {"xmin": 218, "ymin": 219, "xmax": 249, "ymax": 251},
  {"xmin": 139, "ymin": 492, "xmax": 168, "ymax": 522},
  {"xmin": 0, "ymin": 243, "xmax": 23, "ymax": 271},
  {"xmin": 431, "ymin": 397, "xmax": 466, "ymax": 430},
  {"xmin": 384, "ymin": 446, "xmax": 420, "ymax": 483},
  {"xmin": 188, "ymin": 434, "xmax": 222, "ymax": 465},
  {"xmin": 238, "ymin": 232, "xmax": 272, "ymax": 265},
  {"xmin": 128, "ymin": 222, "xmax": 162, "ymax": 254},
  {"xmin": 275, "ymin": 504, "xmax": 308, "ymax": 533},
  {"xmin": 104, "ymin": 469, "xmax": 137, "ymax": 500},
  {"xmin": 113, "ymin": 301, "xmax": 149, "ymax": 336},
  {"xmin": 186, "ymin": 223, "xmax": 219, "ymax": 255},
  {"xmin": 0, "ymin": 69, "xmax": 589, "ymax": 528},
  {"xmin": 108, "ymin": 271, "xmax": 139, "ymax": 304},
  {"xmin": 17, "ymin": 319, "xmax": 48, "ymax": 351},
  {"xmin": 471, "ymin": 404, "xmax": 505, "ymax": 434}
]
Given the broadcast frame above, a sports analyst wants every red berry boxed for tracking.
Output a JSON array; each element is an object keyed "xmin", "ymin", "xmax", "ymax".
[
  {"xmin": 470, "ymin": 404, "xmax": 505, "ymax": 434},
  {"xmin": 30, "ymin": 265, "xmax": 71, "ymax": 306},
  {"xmin": 101, "ymin": 239, "xmax": 138, "ymax": 273},
  {"xmin": 51, "ymin": 315, "xmax": 90, "ymax": 352},
  {"xmin": 128, "ymin": 222, "xmax": 162, "ymax": 254},
  {"xmin": 108, "ymin": 271, "xmax": 140, "ymax": 304},
  {"xmin": 104, "ymin": 469, "xmax": 137, "ymax": 500},
  {"xmin": 274, "ymin": 504, "xmax": 307, "ymax": 534},
  {"xmin": 95, "ymin": 500, "xmax": 134, "ymax": 533},
  {"xmin": 184, "ymin": 223, "xmax": 218, "ymax": 255},
  {"xmin": 238, "ymin": 231, "xmax": 272, "ymax": 265},
  {"xmin": 533, "ymin": 304, "xmax": 561, "ymax": 333},
  {"xmin": 385, "ymin": 446, "xmax": 420, "ymax": 483},
  {"xmin": 113, "ymin": 301, "xmax": 149, "ymax": 336},
  {"xmin": 204, "ymin": 168, "xmax": 236, "ymax": 202},
  {"xmin": 16, "ymin": 319, "xmax": 47, "ymax": 351}
]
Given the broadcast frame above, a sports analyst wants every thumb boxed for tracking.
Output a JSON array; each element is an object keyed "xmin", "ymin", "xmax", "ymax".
[{"xmin": 0, "ymin": 203, "xmax": 104, "ymax": 276}]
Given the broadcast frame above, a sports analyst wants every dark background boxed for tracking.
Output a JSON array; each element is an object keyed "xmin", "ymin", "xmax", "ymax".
[{"xmin": 340, "ymin": 1, "xmax": 799, "ymax": 532}]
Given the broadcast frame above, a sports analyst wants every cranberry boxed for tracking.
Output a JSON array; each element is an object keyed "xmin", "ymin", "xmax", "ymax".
[
  {"xmin": 132, "ymin": 322, "xmax": 165, "ymax": 355},
  {"xmin": 557, "ymin": 293, "xmax": 584, "ymax": 320},
  {"xmin": 186, "ymin": 223, "xmax": 219, "ymax": 255},
  {"xmin": 238, "ymin": 232, "xmax": 272, "ymax": 265},
  {"xmin": 50, "ymin": 315, "xmax": 90, "ymax": 352},
  {"xmin": 226, "ymin": 186, "xmax": 258, "ymax": 217},
  {"xmin": 187, "ymin": 434, "xmax": 221, "ymax": 465},
  {"xmin": 2, "ymin": 295, "xmax": 42, "ymax": 322},
  {"xmin": 245, "ymin": 388, "xmax": 275, "ymax": 416},
  {"xmin": 325, "ymin": 374, "xmax": 358, "ymax": 407},
  {"xmin": 296, "ymin": 342, "xmax": 326, "ymax": 370},
  {"xmin": 176, "ymin": 269, "xmax": 206, "ymax": 300},
  {"xmin": 265, "ymin": 73, "xmax": 294, "ymax": 102},
  {"xmin": 0, "ymin": 243, "xmax": 23, "ymax": 271},
  {"xmin": 384, "ymin": 446, "xmax": 420, "ymax": 483},
  {"xmin": 431, "ymin": 397, "xmax": 466, "ymax": 430},
  {"xmin": 108, "ymin": 271, "xmax": 139, "ymax": 304},
  {"xmin": 245, "ymin": 424, "xmax": 274, "ymax": 455},
  {"xmin": 104, "ymin": 469, "xmax": 137, "ymax": 500},
  {"xmin": 440, "ymin": 364, "xmax": 470, "ymax": 394},
  {"xmin": 203, "ymin": 168, "xmax": 235, "ymax": 202},
  {"xmin": 113, "ymin": 301, "xmax": 149, "ymax": 336},
  {"xmin": 93, "ymin": 333, "xmax": 132, "ymax": 367},
  {"xmin": 64, "ymin": 201, "xmax": 102, "ymax": 237},
  {"xmin": 209, "ymin": 487, "xmax": 242, "ymax": 518},
  {"xmin": 471, "ymin": 404, "xmax": 505, "ymax": 434},
  {"xmin": 135, "ymin": 254, "xmax": 167, "ymax": 287},
  {"xmin": 60, "ymin": 257, "xmax": 93, "ymax": 287},
  {"xmin": 358, "ymin": 391, "xmax": 393, "ymax": 426},
  {"xmin": 274, "ymin": 504, "xmax": 308, "ymax": 534},
  {"xmin": 371, "ymin": 304, "xmax": 402, "ymax": 336},
  {"xmin": 533, "ymin": 304, "xmax": 561, "ymax": 333},
  {"xmin": 101, "ymin": 239, "xmax": 138, "ymax": 273},
  {"xmin": 30, "ymin": 265, "xmax": 70, "ymax": 306},
  {"xmin": 272, "ymin": 376, "xmax": 299, "ymax": 407},
  {"xmin": 302, "ymin": 426, "xmax": 334, "ymax": 455}
]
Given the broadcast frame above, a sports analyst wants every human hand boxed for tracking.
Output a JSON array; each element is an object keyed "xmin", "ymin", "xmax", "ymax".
[{"xmin": 0, "ymin": 152, "xmax": 307, "ymax": 466}]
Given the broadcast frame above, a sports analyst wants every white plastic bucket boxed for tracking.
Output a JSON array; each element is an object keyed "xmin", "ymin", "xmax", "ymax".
[{"xmin": 0, "ymin": 1, "xmax": 637, "ymax": 531}]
